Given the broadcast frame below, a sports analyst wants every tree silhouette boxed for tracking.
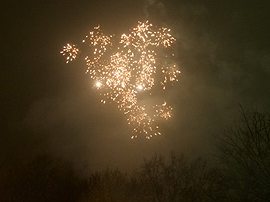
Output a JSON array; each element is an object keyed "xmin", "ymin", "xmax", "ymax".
[
  {"xmin": 138, "ymin": 153, "xmax": 225, "ymax": 202},
  {"xmin": 216, "ymin": 108, "xmax": 270, "ymax": 201},
  {"xmin": 0, "ymin": 154, "xmax": 81, "ymax": 202},
  {"xmin": 80, "ymin": 169, "xmax": 134, "ymax": 202}
]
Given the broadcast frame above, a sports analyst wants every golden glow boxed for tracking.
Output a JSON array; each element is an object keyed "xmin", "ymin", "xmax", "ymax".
[
  {"xmin": 61, "ymin": 21, "xmax": 180, "ymax": 139},
  {"xmin": 137, "ymin": 85, "xmax": 143, "ymax": 90},
  {"xmin": 95, "ymin": 81, "xmax": 102, "ymax": 88}
]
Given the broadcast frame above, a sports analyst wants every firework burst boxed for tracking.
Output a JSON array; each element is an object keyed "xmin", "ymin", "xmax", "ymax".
[{"xmin": 60, "ymin": 21, "xmax": 180, "ymax": 139}]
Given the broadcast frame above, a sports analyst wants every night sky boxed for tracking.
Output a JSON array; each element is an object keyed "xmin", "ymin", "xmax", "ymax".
[{"xmin": 2, "ymin": 0, "xmax": 270, "ymax": 173}]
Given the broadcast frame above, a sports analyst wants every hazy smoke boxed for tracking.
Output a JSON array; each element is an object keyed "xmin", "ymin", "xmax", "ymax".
[{"xmin": 144, "ymin": 0, "xmax": 167, "ymax": 18}]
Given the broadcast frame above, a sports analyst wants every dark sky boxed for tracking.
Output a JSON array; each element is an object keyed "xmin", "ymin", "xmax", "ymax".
[{"xmin": 2, "ymin": 0, "xmax": 270, "ymax": 173}]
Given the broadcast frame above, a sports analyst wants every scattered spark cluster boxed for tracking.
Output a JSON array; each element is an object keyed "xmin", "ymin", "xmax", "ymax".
[
  {"xmin": 154, "ymin": 102, "xmax": 173, "ymax": 120},
  {"xmin": 60, "ymin": 44, "xmax": 80, "ymax": 63},
  {"xmin": 61, "ymin": 21, "xmax": 180, "ymax": 139}
]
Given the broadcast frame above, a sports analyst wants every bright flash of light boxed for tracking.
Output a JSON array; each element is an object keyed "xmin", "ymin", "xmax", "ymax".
[
  {"xmin": 137, "ymin": 85, "xmax": 143, "ymax": 90},
  {"xmin": 95, "ymin": 81, "xmax": 102, "ymax": 88},
  {"xmin": 60, "ymin": 21, "xmax": 180, "ymax": 139}
]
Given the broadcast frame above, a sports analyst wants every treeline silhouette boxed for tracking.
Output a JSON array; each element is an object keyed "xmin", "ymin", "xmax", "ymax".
[{"xmin": 1, "ymin": 108, "xmax": 269, "ymax": 202}]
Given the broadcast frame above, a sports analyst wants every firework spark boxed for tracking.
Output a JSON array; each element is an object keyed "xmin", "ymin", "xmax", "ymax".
[
  {"xmin": 60, "ymin": 21, "xmax": 180, "ymax": 139},
  {"xmin": 60, "ymin": 43, "xmax": 80, "ymax": 63}
]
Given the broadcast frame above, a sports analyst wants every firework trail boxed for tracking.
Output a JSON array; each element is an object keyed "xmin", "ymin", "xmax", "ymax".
[{"xmin": 61, "ymin": 21, "xmax": 180, "ymax": 139}]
